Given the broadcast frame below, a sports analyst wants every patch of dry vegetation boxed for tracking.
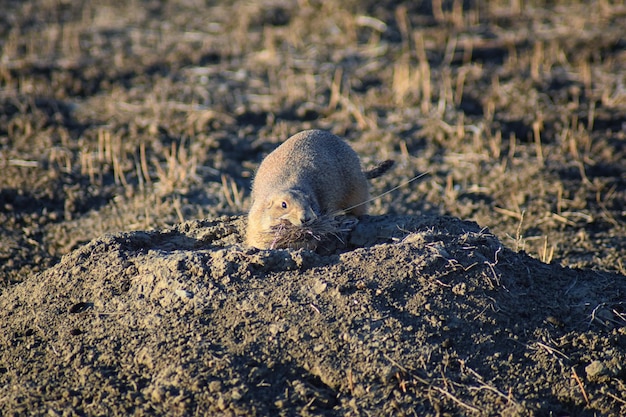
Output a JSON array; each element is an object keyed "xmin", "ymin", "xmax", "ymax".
[{"xmin": 263, "ymin": 215, "xmax": 358, "ymax": 251}]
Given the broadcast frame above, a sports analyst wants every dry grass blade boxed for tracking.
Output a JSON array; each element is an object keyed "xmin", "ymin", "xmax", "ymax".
[{"xmin": 571, "ymin": 367, "xmax": 590, "ymax": 406}]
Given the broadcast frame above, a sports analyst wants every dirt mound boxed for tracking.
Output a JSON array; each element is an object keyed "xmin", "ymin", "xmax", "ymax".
[{"xmin": 1, "ymin": 215, "xmax": 624, "ymax": 415}]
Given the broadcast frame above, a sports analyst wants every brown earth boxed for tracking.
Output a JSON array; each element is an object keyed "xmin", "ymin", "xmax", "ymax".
[{"xmin": 1, "ymin": 0, "xmax": 626, "ymax": 415}]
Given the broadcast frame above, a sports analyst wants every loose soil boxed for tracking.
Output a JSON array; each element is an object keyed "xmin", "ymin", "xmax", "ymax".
[{"xmin": 1, "ymin": 0, "xmax": 625, "ymax": 415}]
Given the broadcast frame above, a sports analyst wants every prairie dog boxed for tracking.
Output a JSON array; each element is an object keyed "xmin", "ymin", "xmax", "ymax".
[{"xmin": 246, "ymin": 129, "xmax": 391, "ymax": 249}]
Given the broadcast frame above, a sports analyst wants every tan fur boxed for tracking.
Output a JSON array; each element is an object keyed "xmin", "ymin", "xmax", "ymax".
[{"xmin": 246, "ymin": 130, "xmax": 370, "ymax": 249}]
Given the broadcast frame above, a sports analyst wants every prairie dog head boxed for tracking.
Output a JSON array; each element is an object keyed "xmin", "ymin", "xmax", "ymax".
[{"xmin": 261, "ymin": 189, "xmax": 318, "ymax": 230}]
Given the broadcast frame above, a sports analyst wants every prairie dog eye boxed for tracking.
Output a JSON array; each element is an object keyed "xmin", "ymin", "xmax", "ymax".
[{"xmin": 281, "ymin": 201, "xmax": 288, "ymax": 209}]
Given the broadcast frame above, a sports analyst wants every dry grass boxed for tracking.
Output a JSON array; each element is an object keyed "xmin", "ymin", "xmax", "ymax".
[{"xmin": 263, "ymin": 215, "xmax": 358, "ymax": 250}]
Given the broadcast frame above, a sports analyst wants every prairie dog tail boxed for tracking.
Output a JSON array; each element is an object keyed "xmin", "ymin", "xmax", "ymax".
[{"xmin": 364, "ymin": 159, "xmax": 395, "ymax": 179}]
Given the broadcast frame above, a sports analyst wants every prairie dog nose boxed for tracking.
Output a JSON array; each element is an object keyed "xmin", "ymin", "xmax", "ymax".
[{"xmin": 302, "ymin": 208, "xmax": 318, "ymax": 224}]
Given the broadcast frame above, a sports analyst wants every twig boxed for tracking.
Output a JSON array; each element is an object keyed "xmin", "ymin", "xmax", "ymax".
[
  {"xmin": 382, "ymin": 353, "xmax": 428, "ymax": 385},
  {"xmin": 301, "ymin": 397, "xmax": 316, "ymax": 411},
  {"xmin": 535, "ymin": 342, "xmax": 570, "ymax": 360},
  {"xmin": 571, "ymin": 367, "xmax": 590, "ymax": 406},
  {"xmin": 606, "ymin": 391, "xmax": 626, "ymax": 406},
  {"xmin": 589, "ymin": 303, "xmax": 607, "ymax": 327},
  {"xmin": 612, "ymin": 307, "xmax": 626, "ymax": 324},
  {"xmin": 493, "ymin": 206, "xmax": 523, "ymax": 220},
  {"xmin": 465, "ymin": 365, "xmax": 518, "ymax": 405},
  {"xmin": 436, "ymin": 387, "xmax": 480, "ymax": 414},
  {"xmin": 484, "ymin": 246, "xmax": 502, "ymax": 287},
  {"xmin": 382, "ymin": 353, "xmax": 480, "ymax": 413},
  {"xmin": 9, "ymin": 159, "xmax": 39, "ymax": 167},
  {"xmin": 396, "ymin": 372, "xmax": 408, "ymax": 393},
  {"xmin": 347, "ymin": 368, "xmax": 354, "ymax": 394},
  {"xmin": 514, "ymin": 210, "xmax": 525, "ymax": 252}
]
